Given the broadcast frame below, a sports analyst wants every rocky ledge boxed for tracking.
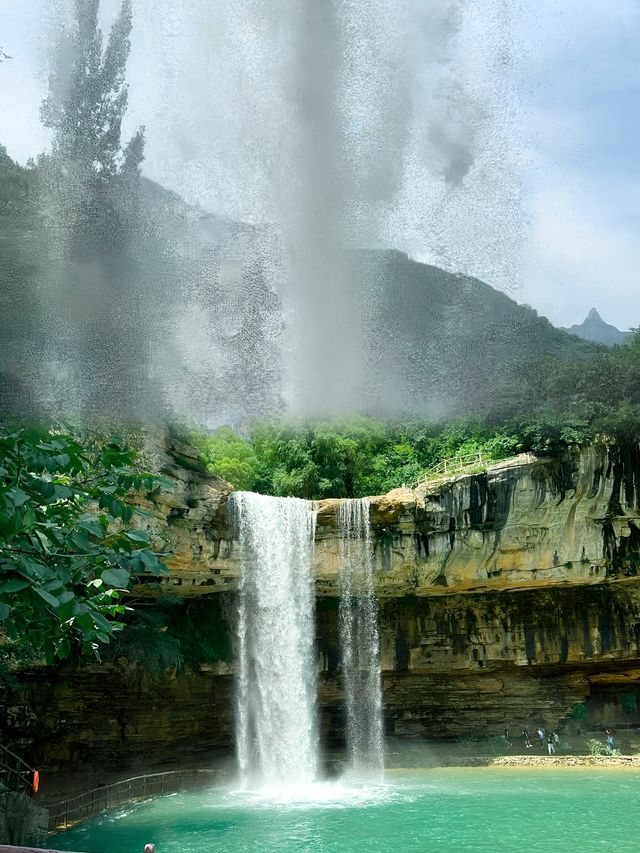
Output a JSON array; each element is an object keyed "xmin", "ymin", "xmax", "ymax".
[
  {"xmin": 4, "ymin": 439, "xmax": 640, "ymax": 775},
  {"xmin": 490, "ymin": 755, "xmax": 640, "ymax": 768},
  {"xmin": 137, "ymin": 441, "xmax": 640, "ymax": 598}
]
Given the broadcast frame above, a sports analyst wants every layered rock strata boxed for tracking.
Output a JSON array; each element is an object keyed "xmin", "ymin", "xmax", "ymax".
[
  {"xmin": 4, "ymin": 441, "xmax": 640, "ymax": 773},
  {"xmin": 6, "ymin": 583, "xmax": 640, "ymax": 771},
  {"xmin": 143, "ymin": 442, "xmax": 640, "ymax": 597}
]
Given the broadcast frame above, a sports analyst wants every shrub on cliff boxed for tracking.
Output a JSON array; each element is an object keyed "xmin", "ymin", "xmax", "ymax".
[
  {"xmin": 186, "ymin": 426, "xmax": 259, "ymax": 491},
  {"xmin": 0, "ymin": 424, "xmax": 170, "ymax": 663}
]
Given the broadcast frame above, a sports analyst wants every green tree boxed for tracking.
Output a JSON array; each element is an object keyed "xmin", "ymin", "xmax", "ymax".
[
  {"xmin": 40, "ymin": 0, "xmax": 144, "ymax": 256},
  {"xmin": 37, "ymin": 0, "xmax": 158, "ymax": 419},
  {"xmin": 41, "ymin": 0, "xmax": 141, "ymax": 184},
  {"xmin": 189, "ymin": 426, "xmax": 259, "ymax": 491},
  {"xmin": 0, "ymin": 425, "xmax": 169, "ymax": 663}
]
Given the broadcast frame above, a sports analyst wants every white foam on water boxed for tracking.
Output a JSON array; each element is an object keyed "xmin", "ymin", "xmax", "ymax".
[{"xmin": 218, "ymin": 777, "xmax": 401, "ymax": 810}]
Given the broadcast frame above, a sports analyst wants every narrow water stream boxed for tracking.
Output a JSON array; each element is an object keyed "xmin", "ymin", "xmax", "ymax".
[{"xmin": 338, "ymin": 498, "xmax": 384, "ymax": 776}]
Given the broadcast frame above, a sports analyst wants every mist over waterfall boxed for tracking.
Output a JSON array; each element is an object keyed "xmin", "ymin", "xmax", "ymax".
[
  {"xmin": 338, "ymin": 499, "xmax": 384, "ymax": 776},
  {"xmin": 231, "ymin": 492, "xmax": 318, "ymax": 787},
  {"xmin": 144, "ymin": 0, "xmax": 522, "ymax": 417},
  {"xmin": 0, "ymin": 0, "xmax": 523, "ymax": 423}
]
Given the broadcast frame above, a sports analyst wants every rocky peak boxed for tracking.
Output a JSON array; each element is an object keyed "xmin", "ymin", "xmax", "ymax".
[{"xmin": 563, "ymin": 308, "xmax": 630, "ymax": 346}]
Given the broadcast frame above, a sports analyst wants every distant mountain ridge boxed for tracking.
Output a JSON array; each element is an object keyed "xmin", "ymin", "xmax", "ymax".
[
  {"xmin": 0, "ymin": 145, "xmax": 609, "ymax": 421},
  {"xmin": 127, "ymin": 185, "xmax": 608, "ymax": 418},
  {"xmin": 355, "ymin": 250, "xmax": 602, "ymax": 417},
  {"xmin": 562, "ymin": 308, "xmax": 630, "ymax": 346}
]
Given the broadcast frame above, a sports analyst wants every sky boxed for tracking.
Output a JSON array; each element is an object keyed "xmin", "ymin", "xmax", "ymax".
[
  {"xmin": 0, "ymin": 0, "xmax": 638, "ymax": 330},
  {"xmin": 515, "ymin": 0, "xmax": 640, "ymax": 330}
]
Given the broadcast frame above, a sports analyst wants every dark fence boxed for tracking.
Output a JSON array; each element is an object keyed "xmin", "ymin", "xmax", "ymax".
[
  {"xmin": 48, "ymin": 768, "xmax": 222, "ymax": 833},
  {"xmin": 0, "ymin": 746, "xmax": 36, "ymax": 796}
]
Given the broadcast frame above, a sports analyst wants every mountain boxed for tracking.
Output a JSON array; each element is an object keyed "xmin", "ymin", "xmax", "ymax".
[
  {"xmin": 0, "ymin": 152, "xmax": 282, "ymax": 424},
  {"xmin": 562, "ymin": 308, "xmax": 630, "ymax": 346},
  {"xmin": 0, "ymin": 145, "xmax": 604, "ymax": 423},
  {"xmin": 357, "ymin": 250, "xmax": 602, "ymax": 418}
]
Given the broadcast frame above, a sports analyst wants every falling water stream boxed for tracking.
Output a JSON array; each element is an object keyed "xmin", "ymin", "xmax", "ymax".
[
  {"xmin": 231, "ymin": 491, "xmax": 318, "ymax": 788},
  {"xmin": 338, "ymin": 498, "xmax": 384, "ymax": 776},
  {"xmin": 2, "ymin": 2, "xmax": 524, "ymax": 422},
  {"xmin": 231, "ymin": 492, "xmax": 383, "ymax": 789}
]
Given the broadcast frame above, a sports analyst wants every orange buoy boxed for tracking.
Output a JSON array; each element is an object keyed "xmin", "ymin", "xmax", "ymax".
[{"xmin": 32, "ymin": 769, "xmax": 39, "ymax": 794}]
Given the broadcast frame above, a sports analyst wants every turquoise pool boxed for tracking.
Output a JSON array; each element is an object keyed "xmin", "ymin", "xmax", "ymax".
[{"xmin": 53, "ymin": 767, "xmax": 640, "ymax": 852}]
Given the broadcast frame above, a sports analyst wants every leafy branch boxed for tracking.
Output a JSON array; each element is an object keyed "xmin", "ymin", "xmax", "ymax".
[{"xmin": 0, "ymin": 425, "xmax": 171, "ymax": 664}]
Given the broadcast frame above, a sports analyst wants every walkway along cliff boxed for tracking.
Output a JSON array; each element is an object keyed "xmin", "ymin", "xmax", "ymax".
[{"xmin": 3, "ymin": 440, "xmax": 640, "ymax": 774}]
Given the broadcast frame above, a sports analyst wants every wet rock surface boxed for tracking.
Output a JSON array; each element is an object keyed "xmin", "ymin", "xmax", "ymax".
[
  {"xmin": 4, "ymin": 441, "xmax": 640, "ymax": 777},
  {"xmin": 139, "ymin": 444, "xmax": 640, "ymax": 597}
]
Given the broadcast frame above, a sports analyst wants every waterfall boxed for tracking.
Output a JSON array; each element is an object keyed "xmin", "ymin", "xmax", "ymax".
[
  {"xmin": 231, "ymin": 491, "xmax": 318, "ymax": 788},
  {"xmin": 338, "ymin": 498, "xmax": 384, "ymax": 776}
]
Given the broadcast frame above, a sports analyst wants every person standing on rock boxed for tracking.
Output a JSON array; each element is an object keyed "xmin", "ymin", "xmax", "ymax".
[
  {"xmin": 547, "ymin": 734, "xmax": 555, "ymax": 755},
  {"xmin": 537, "ymin": 727, "xmax": 545, "ymax": 748},
  {"xmin": 522, "ymin": 729, "xmax": 533, "ymax": 749}
]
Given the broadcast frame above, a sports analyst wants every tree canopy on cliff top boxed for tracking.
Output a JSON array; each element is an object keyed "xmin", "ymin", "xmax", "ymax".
[{"xmin": 183, "ymin": 328, "xmax": 640, "ymax": 499}]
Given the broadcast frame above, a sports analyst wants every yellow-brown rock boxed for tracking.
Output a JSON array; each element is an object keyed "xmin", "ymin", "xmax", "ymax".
[{"xmin": 138, "ymin": 443, "xmax": 640, "ymax": 599}]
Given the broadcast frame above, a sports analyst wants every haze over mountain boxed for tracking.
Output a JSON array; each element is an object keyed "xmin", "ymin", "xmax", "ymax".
[
  {"xmin": 562, "ymin": 308, "xmax": 631, "ymax": 347},
  {"xmin": 0, "ymin": 147, "xmax": 602, "ymax": 424},
  {"xmin": 128, "ymin": 179, "xmax": 607, "ymax": 421},
  {"xmin": 362, "ymin": 251, "xmax": 600, "ymax": 419}
]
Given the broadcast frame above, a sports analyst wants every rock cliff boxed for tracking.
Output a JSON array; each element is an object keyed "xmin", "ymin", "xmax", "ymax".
[
  {"xmin": 4, "ymin": 441, "xmax": 640, "ymax": 774},
  {"xmin": 143, "ymin": 442, "xmax": 640, "ymax": 598}
]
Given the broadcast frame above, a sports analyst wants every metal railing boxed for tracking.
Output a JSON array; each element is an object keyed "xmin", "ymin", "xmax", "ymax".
[
  {"xmin": 413, "ymin": 451, "xmax": 538, "ymax": 489},
  {"xmin": 413, "ymin": 451, "xmax": 487, "ymax": 488},
  {"xmin": 48, "ymin": 768, "xmax": 222, "ymax": 833},
  {"xmin": 0, "ymin": 744, "xmax": 36, "ymax": 796}
]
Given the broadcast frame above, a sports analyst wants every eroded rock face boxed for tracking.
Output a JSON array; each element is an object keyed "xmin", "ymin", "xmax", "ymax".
[
  {"xmin": 7, "ymin": 582, "xmax": 640, "ymax": 772},
  {"xmin": 141, "ymin": 443, "xmax": 640, "ymax": 597},
  {"xmin": 321, "ymin": 446, "xmax": 639, "ymax": 596},
  {"xmin": 4, "ymin": 441, "xmax": 640, "ymax": 774}
]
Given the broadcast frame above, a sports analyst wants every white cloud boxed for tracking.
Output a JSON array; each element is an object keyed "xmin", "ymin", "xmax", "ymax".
[{"xmin": 513, "ymin": 0, "xmax": 640, "ymax": 329}]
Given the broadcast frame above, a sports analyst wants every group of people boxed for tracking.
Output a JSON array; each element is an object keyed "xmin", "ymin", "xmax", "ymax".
[
  {"xmin": 503, "ymin": 727, "xmax": 560, "ymax": 754},
  {"xmin": 502, "ymin": 726, "xmax": 618, "ymax": 755}
]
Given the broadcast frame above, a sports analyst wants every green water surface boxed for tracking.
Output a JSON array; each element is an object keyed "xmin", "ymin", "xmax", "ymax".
[{"xmin": 53, "ymin": 767, "xmax": 640, "ymax": 853}]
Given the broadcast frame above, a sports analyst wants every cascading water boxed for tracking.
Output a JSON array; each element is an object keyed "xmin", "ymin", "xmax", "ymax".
[
  {"xmin": 338, "ymin": 498, "xmax": 384, "ymax": 776},
  {"xmin": 231, "ymin": 491, "xmax": 318, "ymax": 788}
]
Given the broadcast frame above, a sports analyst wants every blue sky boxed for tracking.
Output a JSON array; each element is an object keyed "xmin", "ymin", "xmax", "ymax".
[
  {"xmin": 516, "ymin": 0, "xmax": 640, "ymax": 329},
  {"xmin": 0, "ymin": 0, "xmax": 638, "ymax": 329}
]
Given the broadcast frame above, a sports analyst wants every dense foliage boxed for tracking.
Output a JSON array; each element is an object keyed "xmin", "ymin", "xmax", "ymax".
[
  {"xmin": 0, "ymin": 425, "xmax": 169, "ymax": 663},
  {"xmin": 179, "ymin": 416, "xmax": 575, "ymax": 499},
  {"xmin": 188, "ymin": 427, "xmax": 260, "ymax": 491},
  {"xmin": 180, "ymin": 330, "xmax": 640, "ymax": 499}
]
